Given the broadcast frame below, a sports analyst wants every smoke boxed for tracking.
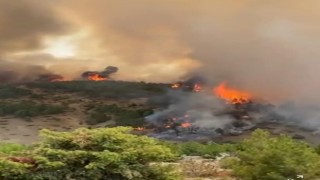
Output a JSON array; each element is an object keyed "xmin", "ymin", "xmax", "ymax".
[
  {"xmin": 0, "ymin": 60, "xmax": 63, "ymax": 83},
  {"xmin": 57, "ymin": 0, "xmax": 320, "ymax": 104},
  {"xmin": 146, "ymin": 90, "xmax": 233, "ymax": 129},
  {"xmin": 0, "ymin": 0, "xmax": 71, "ymax": 82},
  {"xmin": 81, "ymin": 66, "xmax": 119, "ymax": 80},
  {"xmin": 0, "ymin": 0, "xmax": 69, "ymax": 54},
  {"xmin": 2, "ymin": 0, "xmax": 320, "ymax": 127},
  {"xmin": 58, "ymin": 0, "xmax": 320, "ymax": 129}
]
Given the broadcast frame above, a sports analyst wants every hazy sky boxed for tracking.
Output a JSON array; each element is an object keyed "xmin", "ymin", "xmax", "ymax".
[{"xmin": 2, "ymin": 0, "xmax": 320, "ymax": 103}]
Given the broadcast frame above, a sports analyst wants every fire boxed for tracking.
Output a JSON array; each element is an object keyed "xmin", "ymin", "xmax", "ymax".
[
  {"xmin": 134, "ymin": 127, "xmax": 145, "ymax": 131},
  {"xmin": 193, "ymin": 84, "xmax": 202, "ymax": 92},
  {"xmin": 88, "ymin": 74, "xmax": 107, "ymax": 81},
  {"xmin": 171, "ymin": 83, "xmax": 180, "ymax": 88},
  {"xmin": 171, "ymin": 82, "xmax": 182, "ymax": 89},
  {"xmin": 181, "ymin": 122, "xmax": 192, "ymax": 128},
  {"xmin": 213, "ymin": 82, "xmax": 252, "ymax": 103}
]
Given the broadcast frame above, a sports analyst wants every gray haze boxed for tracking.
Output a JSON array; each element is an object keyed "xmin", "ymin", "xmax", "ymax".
[
  {"xmin": 146, "ymin": 91, "xmax": 233, "ymax": 129},
  {"xmin": 2, "ymin": 0, "xmax": 320, "ymax": 127},
  {"xmin": 61, "ymin": 0, "xmax": 320, "ymax": 104}
]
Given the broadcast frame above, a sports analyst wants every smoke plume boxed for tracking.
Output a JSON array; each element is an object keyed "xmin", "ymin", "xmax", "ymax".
[
  {"xmin": 146, "ymin": 90, "xmax": 233, "ymax": 129},
  {"xmin": 58, "ymin": 0, "xmax": 320, "ymax": 104},
  {"xmin": 81, "ymin": 66, "xmax": 119, "ymax": 80},
  {"xmin": 2, "ymin": 0, "xmax": 320, "ymax": 127}
]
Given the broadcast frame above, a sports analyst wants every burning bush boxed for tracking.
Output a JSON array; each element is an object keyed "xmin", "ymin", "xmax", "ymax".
[{"xmin": 81, "ymin": 66, "xmax": 119, "ymax": 81}]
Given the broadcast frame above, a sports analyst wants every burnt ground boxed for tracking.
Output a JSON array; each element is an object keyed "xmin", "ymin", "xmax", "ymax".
[{"xmin": 0, "ymin": 81, "xmax": 319, "ymax": 146}]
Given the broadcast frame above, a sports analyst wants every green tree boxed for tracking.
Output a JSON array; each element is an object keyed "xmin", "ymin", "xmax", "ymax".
[
  {"xmin": 226, "ymin": 129, "xmax": 320, "ymax": 180},
  {"xmin": 0, "ymin": 127, "xmax": 180, "ymax": 180}
]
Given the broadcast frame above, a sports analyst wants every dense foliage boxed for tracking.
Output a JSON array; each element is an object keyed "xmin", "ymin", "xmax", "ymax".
[
  {"xmin": 27, "ymin": 81, "xmax": 168, "ymax": 99},
  {"xmin": 223, "ymin": 129, "xmax": 320, "ymax": 180},
  {"xmin": 0, "ymin": 127, "xmax": 180, "ymax": 180},
  {"xmin": 1, "ymin": 127, "xmax": 320, "ymax": 180},
  {"xmin": 0, "ymin": 143, "xmax": 27, "ymax": 154},
  {"xmin": 0, "ymin": 101, "xmax": 66, "ymax": 118}
]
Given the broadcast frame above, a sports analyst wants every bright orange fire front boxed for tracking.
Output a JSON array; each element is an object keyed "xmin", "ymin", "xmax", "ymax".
[
  {"xmin": 88, "ymin": 74, "xmax": 107, "ymax": 81},
  {"xmin": 213, "ymin": 82, "xmax": 251, "ymax": 103}
]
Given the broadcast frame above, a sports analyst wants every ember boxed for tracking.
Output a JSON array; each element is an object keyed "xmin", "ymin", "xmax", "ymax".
[
  {"xmin": 193, "ymin": 84, "xmax": 202, "ymax": 92},
  {"xmin": 134, "ymin": 127, "xmax": 145, "ymax": 131},
  {"xmin": 171, "ymin": 82, "xmax": 182, "ymax": 89},
  {"xmin": 213, "ymin": 82, "xmax": 252, "ymax": 104},
  {"xmin": 181, "ymin": 122, "xmax": 192, "ymax": 128}
]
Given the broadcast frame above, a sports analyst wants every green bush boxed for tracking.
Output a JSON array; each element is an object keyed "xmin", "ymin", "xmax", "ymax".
[
  {"xmin": 226, "ymin": 129, "xmax": 320, "ymax": 180},
  {"xmin": 87, "ymin": 104, "xmax": 153, "ymax": 126},
  {"xmin": 0, "ymin": 143, "xmax": 27, "ymax": 154},
  {"xmin": 26, "ymin": 81, "xmax": 168, "ymax": 99},
  {"xmin": 0, "ymin": 101, "xmax": 66, "ymax": 118},
  {"xmin": 0, "ymin": 127, "xmax": 181, "ymax": 180},
  {"xmin": 0, "ymin": 86, "xmax": 32, "ymax": 99}
]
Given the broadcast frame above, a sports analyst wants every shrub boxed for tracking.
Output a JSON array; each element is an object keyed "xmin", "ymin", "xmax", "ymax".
[
  {"xmin": 0, "ymin": 86, "xmax": 32, "ymax": 99},
  {"xmin": 0, "ymin": 143, "xmax": 27, "ymax": 154},
  {"xmin": 226, "ymin": 129, "xmax": 320, "ymax": 180},
  {"xmin": 26, "ymin": 81, "xmax": 168, "ymax": 99},
  {"xmin": 0, "ymin": 127, "xmax": 181, "ymax": 180},
  {"xmin": 87, "ymin": 104, "xmax": 153, "ymax": 127},
  {"xmin": 0, "ymin": 101, "xmax": 66, "ymax": 118}
]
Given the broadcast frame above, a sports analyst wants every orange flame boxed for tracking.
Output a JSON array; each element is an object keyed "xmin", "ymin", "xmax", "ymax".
[
  {"xmin": 134, "ymin": 127, "xmax": 145, "ymax": 131},
  {"xmin": 88, "ymin": 74, "xmax": 107, "ymax": 81},
  {"xmin": 213, "ymin": 82, "xmax": 251, "ymax": 103},
  {"xmin": 193, "ymin": 84, "xmax": 202, "ymax": 92},
  {"xmin": 171, "ymin": 83, "xmax": 181, "ymax": 89},
  {"xmin": 181, "ymin": 122, "xmax": 192, "ymax": 128}
]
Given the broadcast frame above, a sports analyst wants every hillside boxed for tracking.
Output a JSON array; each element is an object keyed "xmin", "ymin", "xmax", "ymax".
[
  {"xmin": 0, "ymin": 81, "xmax": 167, "ymax": 144},
  {"xmin": 1, "ymin": 80, "xmax": 320, "ymax": 146}
]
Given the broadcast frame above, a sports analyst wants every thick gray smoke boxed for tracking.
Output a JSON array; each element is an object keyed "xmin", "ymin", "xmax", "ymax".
[
  {"xmin": 2, "ymin": 0, "xmax": 320, "ymax": 128},
  {"xmin": 62, "ymin": 0, "xmax": 320, "ymax": 129},
  {"xmin": 146, "ymin": 90, "xmax": 233, "ymax": 129},
  {"xmin": 60, "ymin": 0, "xmax": 320, "ymax": 104}
]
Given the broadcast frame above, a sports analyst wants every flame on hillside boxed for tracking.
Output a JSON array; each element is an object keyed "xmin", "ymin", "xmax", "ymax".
[
  {"xmin": 171, "ymin": 82, "xmax": 182, "ymax": 89},
  {"xmin": 87, "ymin": 73, "xmax": 107, "ymax": 81},
  {"xmin": 213, "ymin": 82, "xmax": 252, "ymax": 104},
  {"xmin": 193, "ymin": 84, "xmax": 202, "ymax": 92}
]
